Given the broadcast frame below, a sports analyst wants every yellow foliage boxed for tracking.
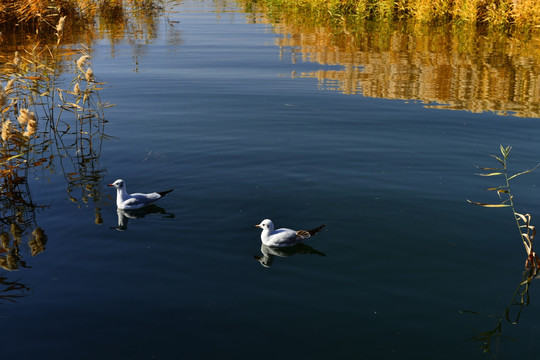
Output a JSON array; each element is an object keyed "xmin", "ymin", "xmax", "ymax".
[{"xmin": 246, "ymin": 0, "xmax": 540, "ymax": 30}]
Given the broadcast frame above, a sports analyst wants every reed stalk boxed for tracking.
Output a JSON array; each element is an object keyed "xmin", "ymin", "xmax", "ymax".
[
  {"xmin": 468, "ymin": 146, "xmax": 540, "ymax": 271},
  {"xmin": 0, "ymin": 13, "xmax": 110, "ymax": 272}
]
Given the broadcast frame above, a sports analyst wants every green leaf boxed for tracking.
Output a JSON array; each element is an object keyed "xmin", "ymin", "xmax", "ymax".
[{"xmin": 500, "ymin": 145, "xmax": 512, "ymax": 159}]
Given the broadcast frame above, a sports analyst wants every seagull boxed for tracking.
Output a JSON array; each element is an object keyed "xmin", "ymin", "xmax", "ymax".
[
  {"xmin": 108, "ymin": 179, "xmax": 173, "ymax": 210},
  {"xmin": 254, "ymin": 219, "xmax": 326, "ymax": 247}
]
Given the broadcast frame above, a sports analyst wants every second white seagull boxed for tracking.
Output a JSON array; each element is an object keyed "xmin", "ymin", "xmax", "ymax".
[
  {"xmin": 108, "ymin": 179, "xmax": 173, "ymax": 210},
  {"xmin": 255, "ymin": 219, "xmax": 326, "ymax": 247}
]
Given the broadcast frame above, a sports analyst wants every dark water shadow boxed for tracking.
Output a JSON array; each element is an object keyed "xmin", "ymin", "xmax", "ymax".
[
  {"xmin": 254, "ymin": 243, "xmax": 326, "ymax": 268},
  {"xmin": 461, "ymin": 266, "xmax": 539, "ymax": 355},
  {"xmin": 111, "ymin": 205, "xmax": 175, "ymax": 231}
]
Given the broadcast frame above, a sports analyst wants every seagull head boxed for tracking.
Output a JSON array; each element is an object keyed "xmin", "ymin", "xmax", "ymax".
[
  {"xmin": 255, "ymin": 219, "xmax": 274, "ymax": 232},
  {"xmin": 108, "ymin": 179, "xmax": 125, "ymax": 190}
]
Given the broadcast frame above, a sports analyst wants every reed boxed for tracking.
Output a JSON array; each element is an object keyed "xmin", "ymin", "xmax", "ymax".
[
  {"xmin": 465, "ymin": 147, "xmax": 540, "ymax": 353},
  {"xmin": 0, "ymin": 0, "xmax": 96, "ymax": 30},
  {"xmin": 468, "ymin": 146, "xmax": 540, "ymax": 271},
  {"xmin": 251, "ymin": 0, "xmax": 540, "ymax": 31},
  {"xmin": 0, "ymin": 15, "xmax": 110, "ymax": 272},
  {"xmin": 0, "ymin": 0, "xmax": 169, "ymax": 275},
  {"xmin": 0, "ymin": 0, "xmax": 165, "ymax": 40}
]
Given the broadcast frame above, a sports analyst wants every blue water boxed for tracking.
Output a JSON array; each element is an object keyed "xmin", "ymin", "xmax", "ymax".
[{"xmin": 3, "ymin": 1, "xmax": 540, "ymax": 359}]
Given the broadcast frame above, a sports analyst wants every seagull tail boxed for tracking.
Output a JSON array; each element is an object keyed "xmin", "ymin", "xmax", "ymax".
[
  {"xmin": 307, "ymin": 224, "xmax": 326, "ymax": 236},
  {"xmin": 157, "ymin": 189, "xmax": 174, "ymax": 198}
]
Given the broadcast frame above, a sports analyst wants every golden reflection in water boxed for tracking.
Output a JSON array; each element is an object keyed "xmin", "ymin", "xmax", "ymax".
[{"xmin": 243, "ymin": 5, "xmax": 540, "ymax": 118}]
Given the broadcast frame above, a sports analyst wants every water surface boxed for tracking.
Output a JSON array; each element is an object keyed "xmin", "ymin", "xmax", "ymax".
[{"xmin": 2, "ymin": 1, "xmax": 540, "ymax": 359}]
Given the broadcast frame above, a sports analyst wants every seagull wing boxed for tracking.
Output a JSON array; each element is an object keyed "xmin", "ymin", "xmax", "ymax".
[{"xmin": 296, "ymin": 225, "xmax": 326, "ymax": 240}]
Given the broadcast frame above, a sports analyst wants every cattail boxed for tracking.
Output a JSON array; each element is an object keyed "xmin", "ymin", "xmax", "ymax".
[
  {"xmin": 85, "ymin": 68, "xmax": 94, "ymax": 82},
  {"xmin": 27, "ymin": 118, "xmax": 38, "ymax": 136},
  {"xmin": 13, "ymin": 51, "xmax": 20, "ymax": 67},
  {"xmin": 0, "ymin": 232, "xmax": 9, "ymax": 250},
  {"xmin": 0, "ymin": 89, "xmax": 6, "ymax": 108},
  {"xmin": 18, "ymin": 108, "xmax": 30, "ymax": 126},
  {"xmin": 1, "ymin": 120, "xmax": 12, "ymax": 142},
  {"xmin": 10, "ymin": 223, "xmax": 21, "ymax": 242},
  {"xmin": 76, "ymin": 55, "xmax": 89, "ymax": 70},
  {"xmin": 56, "ymin": 16, "xmax": 66, "ymax": 33},
  {"xmin": 29, "ymin": 227, "xmax": 47, "ymax": 256},
  {"xmin": 24, "ymin": 119, "xmax": 38, "ymax": 138},
  {"xmin": 5, "ymin": 79, "xmax": 14, "ymax": 94},
  {"xmin": 19, "ymin": 109, "xmax": 37, "ymax": 138},
  {"xmin": 95, "ymin": 209, "xmax": 103, "ymax": 225},
  {"xmin": 73, "ymin": 82, "xmax": 80, "ymax": 95},
  {"xmin": 0, "ymin": 255, "xmax": 17, "ymax": 271}
]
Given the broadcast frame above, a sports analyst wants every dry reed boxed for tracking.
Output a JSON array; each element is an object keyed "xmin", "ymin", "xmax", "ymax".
[
  {"xmin": 252, "ymin": 0, "xmax": 540, "ymax": 31},
  {"xmin": 468, "ymin": 146, "xmax": 540, "ymax": 271}
]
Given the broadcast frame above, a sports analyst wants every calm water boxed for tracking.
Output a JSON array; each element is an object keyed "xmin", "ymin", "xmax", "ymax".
[{"xmin": 2, "ymin": 1, "xmax": 540, "ymax": 359}]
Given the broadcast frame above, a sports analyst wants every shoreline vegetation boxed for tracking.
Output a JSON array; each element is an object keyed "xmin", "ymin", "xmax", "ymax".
[
  {"xmin": 243, "ymin": 0, "xmax": 540, "ymax": 33},
  {"xmin": 0, "ymin": 0, "xmax": 167, "ymax": 272},
  {"xmin": 0, "ymin": 0, "xmax": 165, "ymax": 47},
  {"xmin": 0, "ymin": 12, "xmax": 109, "ymax": 271},
  {"xmin": 0, "ymin": 0, "xmax": 538, "ymax": 34},
  {"xmin": 236, "ymin": 0, "xmax": 540, "ymax": 118},
  {"xmin": 0, "ymin": 0, "xmax": 177, "ymax": 282}
]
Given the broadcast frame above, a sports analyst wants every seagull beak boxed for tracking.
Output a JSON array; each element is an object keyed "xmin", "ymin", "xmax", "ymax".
[
  {"xmin": 107, "ymin": 184, "xmax": 114, "ymax": 187},
  {"xmin": 254, "ymin": 224, "xmax": 261, "ymax": 228}
]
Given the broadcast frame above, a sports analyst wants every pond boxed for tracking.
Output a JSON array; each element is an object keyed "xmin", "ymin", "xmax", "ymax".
[{"xmin": 1, "ymin": 0, "xmax": 540, "ymax": 359}]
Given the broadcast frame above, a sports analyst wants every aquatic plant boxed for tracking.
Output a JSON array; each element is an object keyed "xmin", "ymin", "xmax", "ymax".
[
  {"xmin": 0, "ymin": 0, "xmax": 170, "ymax": 54},
  {"xmin": 468, "ymin": 145, "xmax": 540, "ymax": 271},
  {"xmin": 0, "ymin": 15, "xmax": 109, "ymax": 273},
  {"xmin": 464, "ymin": 145, "xmax": 540, "ymax": 354}
]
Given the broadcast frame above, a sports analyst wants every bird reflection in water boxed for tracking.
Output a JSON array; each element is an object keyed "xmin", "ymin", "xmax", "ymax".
[
  {"xmin": 254, "ymin": 243, "xmax": 326, "ymax": 268},
  {"xmin": 112, "ymin": 205, "xmax": 175, "ymax": 231}
]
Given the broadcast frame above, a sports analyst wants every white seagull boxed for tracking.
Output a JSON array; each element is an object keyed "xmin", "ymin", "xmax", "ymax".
[
  {"xmin": 254, "ymin": 219, "xmax": 326, "ymax": 247},
  {"xmin": 108, "ymin": 179, "xmax": 173, "ymax": 210}
]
